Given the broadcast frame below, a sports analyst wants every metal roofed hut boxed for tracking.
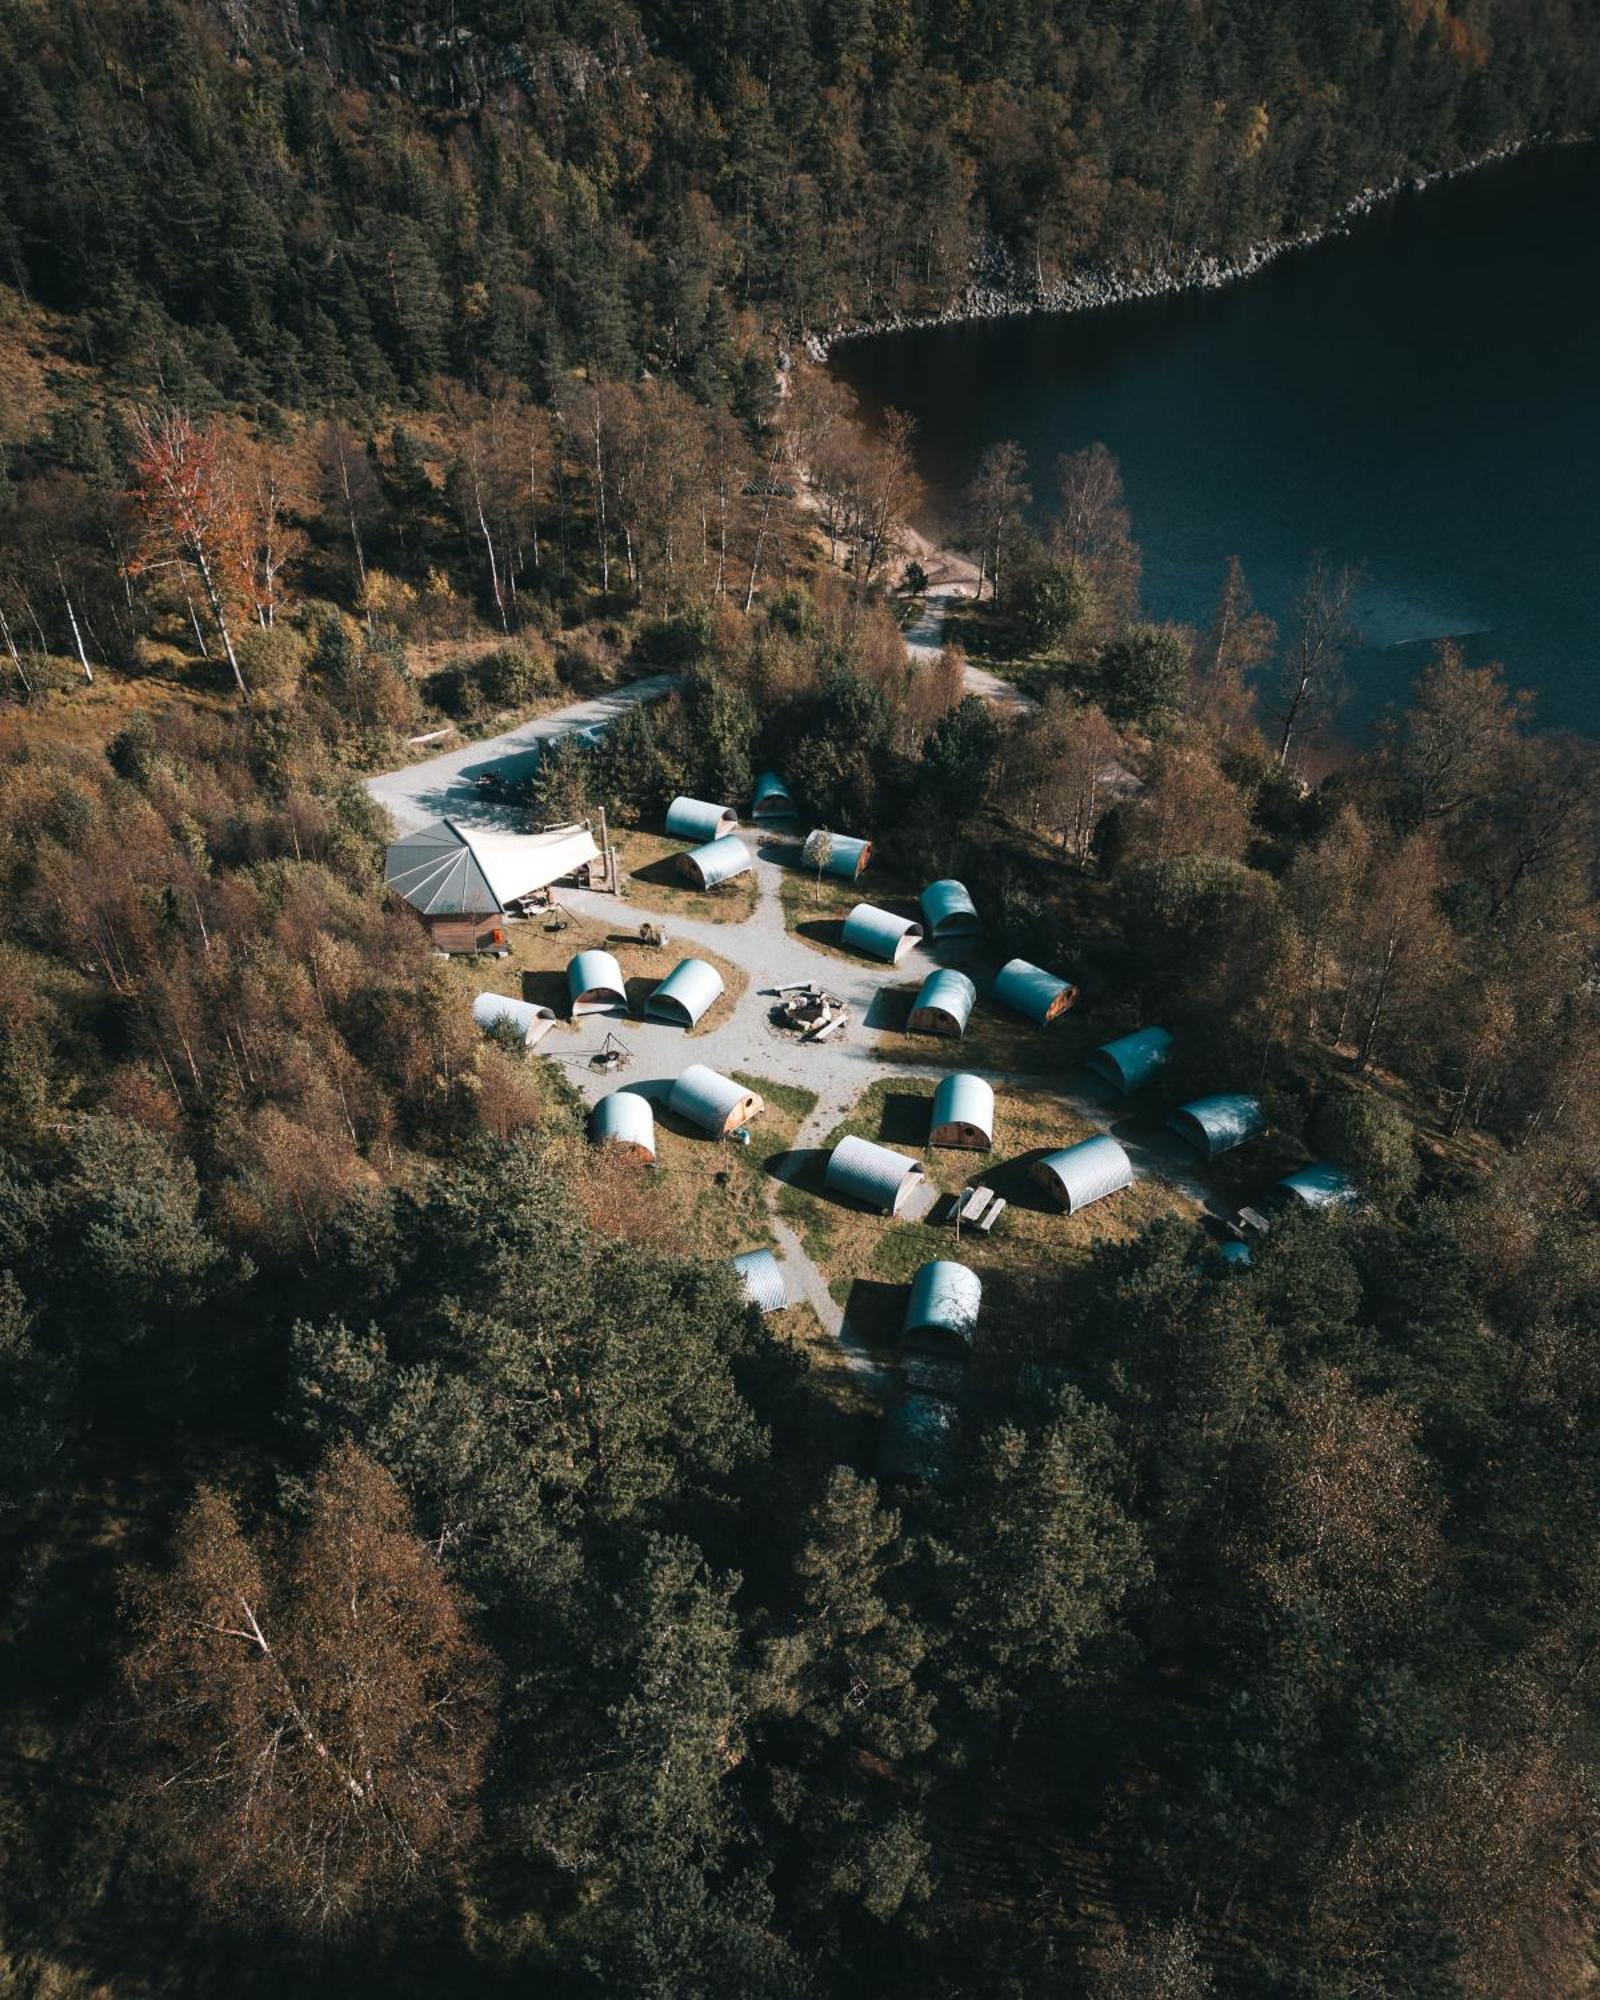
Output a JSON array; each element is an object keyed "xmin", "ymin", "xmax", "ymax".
[
  {"xmin": 908, "ymin": 967, "xmax": 977, "ymax": 1037},
  {"xmin": 992, "ymin": 956, "xmax": 1078, "ymax": 1024},
  {"xmin": 806, "ymin": 830, "xmax": 872, "ymax": 881},
  {"xmin": 731, "ymin": 1248, "xmax": 788, "ymax": 1313},
  {"xmin": 665, "ymin": 796, "xmax": 738, "ymax": 843},
  {"xmin": 902, "ymin": 1260, "xmax": 983, "ymax": 1356},
  {"xmin": 1087, "ymin": 1026, "xmax": 1175, "ymax": 1095},
  {"xmin": 588, "ymin": 1090, "xmax": 657, "ymax": 1163},
  {"xmin": 567, "ymin": 948, "xmax": 628, "ymax": 1017},
  {"xmin": 919, "ymin": 878, "xmax": 980, "ymax": 938},
  {"xmin": 841, "ymin": 903, "xmax": 923, "ymax": 965},
  {"xmin": 751, "ymin": 772, "xmax": 796, "ymax": 821},
  {"xmin": 666, "ymin": 1064, "xmax": 765, "ymax": 1137},
  {"xmin": 929, "ymin": 1073, "xmax": 994, "ymax": 1151},
  {"xmin": 385, "ymin": 818, "xmax": 601, "ymax": 954},
  {"xmin": 471, "ymin": 992, "xmax": 557, "ymax": 1048},
  {"xmin": 644, "ymin": 957, "xmax": 725, "ymax": 1028},
  {"xmin": 1168, "ymin": 1092, "xmax": 1268, "ymax": 1159},
  {"xmin": 824, "ymin": 1134, "xmax": 928, "ymax": 1215},
  {"xmin": 1275, "ymin": 1161, "xmax": 1361, "ymax": 1211},
  {"xmin": 1031, "ymin": 1135, "xmax": 1135, "ymax": 1214},
  {"xmin": 677, "ymin": 834, "xmax": 753, "ymax": 890}
]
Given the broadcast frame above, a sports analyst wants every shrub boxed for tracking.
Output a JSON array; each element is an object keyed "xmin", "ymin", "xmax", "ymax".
[
  {"xmin": 1311, "ymin": 1090, "xmax": 1420, "ymax": 1206},
  {"xmin": 474, "ymin": 641, "xmax": 554, "ymax": 709},
  {"xmin": 235, "ymin": 625, "xmax": 310, "ymax": 702}
]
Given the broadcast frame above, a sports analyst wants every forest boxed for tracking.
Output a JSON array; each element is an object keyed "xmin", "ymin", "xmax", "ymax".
[{"xmin": 2, "ymin": 0, "xmax": 1600, "ymax": 1995}]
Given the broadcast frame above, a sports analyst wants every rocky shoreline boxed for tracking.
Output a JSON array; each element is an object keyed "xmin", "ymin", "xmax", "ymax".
[{"xmin": 806, "ymin": 136, "xmax": 1570, "ymax": 359}]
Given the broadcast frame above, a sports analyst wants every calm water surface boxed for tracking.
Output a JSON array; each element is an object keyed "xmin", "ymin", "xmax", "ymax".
[{"xmin": 832, "ymin": 145, "xmax": 1600, "ymax": 734}]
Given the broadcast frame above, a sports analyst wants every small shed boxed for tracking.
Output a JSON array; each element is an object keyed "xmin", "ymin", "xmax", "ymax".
[
  {"xmin": 1031, "ymin": 1135, "xmax": 1135, "ymax": 1214},
  {"xmin": 731, "ymin": 1248, "xmax": 788, "ymax": 1313},
  {"xmin": 1168, "ymin": 1093, "xmax": 1267, "ymax": 1159},
  {"xmin": 678, "ymin": 834, "xmax": 753, "ymax": 890},
  {"xmin": 993, "ymin": 956, "xmax": 1078, "ymax": 1023},
  {"xmin": 385, "ymin": 817, "xmax": 601, "ymax": 953},
  {"xmin": 752, "ymin": 772, "xmax": 796, "ymax": 821},
  {"xmin": 588, "ymin": 1090, "xmax": 656, "ymax": 1163},
  {"xmin": 825, "ymin": 1134, "xmax": 927, "ymax": 1214},
  {"xmin": 919, "ymin": 878, "xmax": 980, "ymax": 938},
  {"xmin": 666, "ymin": 796, "xmax": 737, "ymax": 843},
  {"xmin": 567, "ymin": 948, "xmax": 627, "ymax": 1017},
  {"xmin": 1088, "ymin": 1026, "xmax": 1174, "ymax": 1095},
  {"xmin": 1275, "ymin": 1162, "xmax": 1361, "ymax": 1212},
  {"xmin": 842, "ymin": 903, "xmax": 923, "ymax": 964},
  {"xmin": 929, "ymin": 1073, "xmax": 994, "ymax": 1151},
  {"xmin": 667, "ymin": 1064, "xmax": 764, "ymax": 1137},
  {"xmin": 806, "ymin": 830, "xmax": 872, "ymax": 881},
  {"xmin": 471, "ymin": 992, "xmax": 557, "ymax": 1048},
  {"xmin": 908, "ymin": 967, "xmax": 977, "ymax": 1037},
  {"xmin": 644, "ymin": 957, "xmax": 725, "ymax": 1028},
  {"xmin": 902, "ymin": 1260, "xmax": 983, "ymax": 1356}
]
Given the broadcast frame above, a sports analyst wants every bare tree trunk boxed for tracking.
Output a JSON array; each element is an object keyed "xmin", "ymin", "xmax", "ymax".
[
  {"xmin": 191, "ymin": 543, "xmax": 248, "ymax": 702},
  {"xmin": 186, "ymin": 593, "xmax": 211, "ymax": 659},
  {"xmin": 57, "ymin": 567, "xmax": 93, "ymax": 683}
]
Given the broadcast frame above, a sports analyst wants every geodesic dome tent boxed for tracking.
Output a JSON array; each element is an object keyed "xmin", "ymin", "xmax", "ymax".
[{"xmin": 1030, "ymin": 1135, "xmax": 1134, "ymax": 1214}]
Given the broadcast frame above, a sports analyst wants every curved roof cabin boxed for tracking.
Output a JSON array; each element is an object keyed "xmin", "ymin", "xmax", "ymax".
[
  {"xmin": 919, "ymin": 878, "xmax": 980, "ymax": 938},
  {"xmin": 1167, "ymin": 1093, "xmax": 1267, "ymax": 1159},
  {"xmin": 1275, "ymin": 1161, "xmax": 1361, "ymax": 1212},
  {"xmin": 1087, "ymin": 1026, "xmax": 1174, "ymax": 1095},
  {"xmin": 731, "ymin": 1248, "xmax": 788, "ymax": 1313},
  {"xmin": 644, "ymin": 957, "xmax": 725, "ymax": 1028},
  {"xmin": 908, "ymin": 967, "xmax": 977, "ymax": 1037},
  {"xmin": 751, "ymin": 772, "xmax": 796, "ymax": 821},
  {"xmin": 902, "ymin": 1260, "xmax": 982, "ymax": 1356},
  {"xmin": 665, "ymin": 796, "xmax": 737, "ymax": 842},
  {"xmin": 992, "ymin": 956, "xmax": 1078, "ymax": 1024},
  {"xmin": 666, "ymin": 1064, "xmax": 764, "ymax": 1137},
  {"xmin": 1030, "ymin": 1135, "xmax": 1135, "ymax": 1214},
  {"xmin": 841, "ymin": 903, "xmax": 923, "ymax": 964},
  {"xmin": 805, "ymin": 830, "xmax": 872, "ymax": 881},
  {"xmin": 929, "ymin": 1073, "xmax": 994, "ymax": 1151},
  {"xmin": 472, "ymin": 992, "xmax": 557, "ymax": 1047},
  {"xmin": 824, "ymin": 1134, "xmax": 927, "ymax": 1215},
  {"xmin": 567, "ymin": 948, "xmax": 627, "ymax": 1017},
  {"xmin": 588, "ymin": 1090, "xmax": 656, "ymax": 1163},
  {"xmin": 677, "ymin": 834, "xmax": 753, "ymax": 890}
]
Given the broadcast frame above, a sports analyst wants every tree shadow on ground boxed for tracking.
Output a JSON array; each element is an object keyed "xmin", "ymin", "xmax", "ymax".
[
  {"xmin": 877, "ymin": 1090, "xmax": 934, "ymax": 1146},
  {"xmin": 842, "ymin": 1277, "xmax": 907, "ymax": 1350}
]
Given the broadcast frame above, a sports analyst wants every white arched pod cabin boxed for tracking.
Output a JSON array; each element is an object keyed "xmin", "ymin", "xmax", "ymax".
[
  {"xmin": 667, "ymin": 1064, "xmax": 765, "ymax": 1137},
  {"xmin": 677, "ymin": 835, "xmax": 753, "ymax": 890},
  {"xmin": 644, "ymin": 957, "xmax": 725, "ymax": 1028},
  {"xmin": 908, "ymin": 967, "xmax": 977, "ymax": 1037},
  {"xmin": 992, "ymin": 956, "xmax": 1078, "ymax": 1024},
  {"xmin": 902, "ymin": 1259, "xmax": 982, "ymax": 1356},
  {"xmin": 824, "ymin": 1134, "xmax": 927, "ymax": 1214},
  {"xmin": 588, "ymin": 1090, "xmax": 656, "ymax": 1163},
  {"xmin": 472, "ymin": 992, "xmax": 557, "ymax": 1047},
  {"xmin": 1030, "ymin": 1135, "xmax": 1134, "ymax": 1214},
  {"xmin": 929, "ymin": 1073, "xmax": 994, "ymax": 1152},
  {"xmin": 567, "ymin": 949, "xmax": 627, "ymax": 1017},
  {"xmin": 665, "ymin": 796, "xmax": 738, "ymax": 842},
  {"xmin": 841, "ymin": 903, "xmax": 923, "ymax": 965}
]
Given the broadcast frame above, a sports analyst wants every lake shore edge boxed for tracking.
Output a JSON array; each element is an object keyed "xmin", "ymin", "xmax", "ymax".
[{"xmin": 806, "ymin": 133, "xmax": 1586, "ymax": 358}]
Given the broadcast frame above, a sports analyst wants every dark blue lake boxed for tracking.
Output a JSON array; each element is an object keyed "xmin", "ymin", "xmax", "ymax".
[{"xmin": 831, "ymin": 143, "xmax": 1600, "ymax": 736}]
